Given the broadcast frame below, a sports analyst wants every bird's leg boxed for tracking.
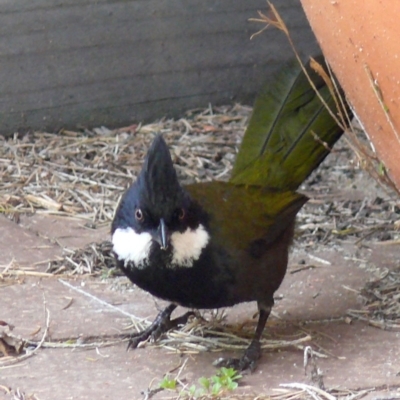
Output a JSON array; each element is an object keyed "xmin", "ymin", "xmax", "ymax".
[
  {"xmin": 127, "ymin": 303, "xmax": 194, "ymax": 349},
  {"xmin": 214, "ymin": 302, "xmax": 272, "ymax": 372}
]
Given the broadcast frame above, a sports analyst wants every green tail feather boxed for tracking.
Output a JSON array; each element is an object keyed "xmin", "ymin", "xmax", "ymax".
[{"xmin": 230, "ymin": 56, "xmax": 348, "ymax": 190}]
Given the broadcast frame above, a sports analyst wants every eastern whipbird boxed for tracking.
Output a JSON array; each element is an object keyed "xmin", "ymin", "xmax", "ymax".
[{"xmin": 111, "ymin": 57, "xmax": 348, "ymax": 371}]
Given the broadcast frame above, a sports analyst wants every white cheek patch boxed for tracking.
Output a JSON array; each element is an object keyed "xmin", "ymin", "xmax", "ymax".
[
  {"xmin": 112, "ymin": 228, "xmax": 152, "ymax": 269},
  {"xmin": 170, "ymin": 224, "xmax": 210, "ymax": 268}
]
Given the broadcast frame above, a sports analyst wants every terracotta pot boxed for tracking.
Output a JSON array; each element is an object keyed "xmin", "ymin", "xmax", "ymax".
[{"xmin": 300, "ymin": 0, "xmax": 400, "ymax": 192}]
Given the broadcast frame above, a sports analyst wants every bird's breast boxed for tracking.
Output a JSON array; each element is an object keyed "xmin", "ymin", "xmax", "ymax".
[{"xmin": 116, "ymin": 240, "xmax": 238, "ymax": 309}]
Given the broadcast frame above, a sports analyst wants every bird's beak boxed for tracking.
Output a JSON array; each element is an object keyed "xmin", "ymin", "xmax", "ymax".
[{"xmin": 153, "ymin": 218, "xmax": 169, "ymax": 250}]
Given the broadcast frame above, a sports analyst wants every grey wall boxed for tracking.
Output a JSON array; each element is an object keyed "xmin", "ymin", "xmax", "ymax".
[{"xmin": 0, "ymin": 0, "xmax": 319, "ymax": 135}]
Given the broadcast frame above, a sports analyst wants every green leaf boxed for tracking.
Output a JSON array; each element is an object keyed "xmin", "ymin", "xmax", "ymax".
[
  {"xmin": 159, "ymin": 376, "xmax": 177, "ymax": 390},
  {"xmin": 219, "ymin": 367, "xmax": 230, "ymax": 376},
  {"xmin": 198, "ymin": 377, "xmax": 210, "ymax": 390},
  {"xmin": 188, "ymin": 384, "xmax": 197, "ymax": 396},
  {"xmin": 228, "ymin": 381, "xmax": 239, "ymax": 390},
  {"xmin": 210, "ymin": 375, "xmax": 220, "ymax": 384},
  {"xmin": 378, "ymin": 161, "xmax": 386, "ymax": 176},
  {"xmin": 211, "ymin": 382, "xmax": 222, "ymax": 395}
]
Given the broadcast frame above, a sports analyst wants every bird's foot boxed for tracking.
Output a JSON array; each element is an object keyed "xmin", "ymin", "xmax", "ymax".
[
  {"xmin": 214, "ymin": 339, "xmax": 261, "ymax": 372},
  {"xmin": 127, "ymin": 308, "xmax": 194, "ymax": 349}
]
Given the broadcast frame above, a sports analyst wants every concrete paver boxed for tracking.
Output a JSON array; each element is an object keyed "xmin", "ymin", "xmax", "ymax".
[
  {"xmin": 1, "ymin": 208, "xmax": 400, "ymax": 399},
  {"xmin": 19, "ymin": 214, "xmax": 109, "ymax": 251},
  {"xmin": 0, "ymin": 216, "xmax": 61, "ymax": 267}
]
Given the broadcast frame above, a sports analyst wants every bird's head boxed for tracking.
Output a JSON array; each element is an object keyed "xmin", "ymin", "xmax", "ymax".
[{"xmin": 111, "ymin": 135, "xmax": 210, "ymax": 269}]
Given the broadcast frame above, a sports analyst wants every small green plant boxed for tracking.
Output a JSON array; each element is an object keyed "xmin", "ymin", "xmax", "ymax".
[
  {"xmin": 100, "ymin": 267, "xmax": 118, "ymax": 280},
  {"xmin": 202, "ymin": 367, "xmax": 242, "ymax": 396},
  {"xmin": 157, "ymin": 367, "xmax": 242, "ymax": 399},
  {"xmin": 158, "ymin": 375, "xmax": 177, "ymax": 390}
]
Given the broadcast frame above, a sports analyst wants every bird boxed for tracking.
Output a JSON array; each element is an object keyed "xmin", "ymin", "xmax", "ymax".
[{"xmin": 111, "ymin": 56, "xmax": 348, "ymax": 371}]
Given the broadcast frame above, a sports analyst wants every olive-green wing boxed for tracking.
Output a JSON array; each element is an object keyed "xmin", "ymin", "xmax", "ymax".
[{"xmin": 186, "ymin": 181, "xmax": 307, "ymax": 251}]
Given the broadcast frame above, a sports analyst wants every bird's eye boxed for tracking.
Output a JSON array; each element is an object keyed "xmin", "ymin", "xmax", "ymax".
[
  {"xmin": 135, "ymin": 208, "xmax": 144, "ymax": 222},
  {"xmin": 178, "ymin": 208, "xmax": 185, "ymax": 220}
]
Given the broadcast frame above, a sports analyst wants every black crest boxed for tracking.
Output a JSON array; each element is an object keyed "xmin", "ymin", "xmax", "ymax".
[{"xmin": 136, "ymin": 135, "xmax": 186, "ymax": 217}]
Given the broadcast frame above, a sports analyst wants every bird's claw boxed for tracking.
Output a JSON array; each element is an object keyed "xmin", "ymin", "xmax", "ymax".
[
  {"xmin": 213, "ymin": 340, "xmax": 261, "ymax": 372},
  {"xmin": 127, "ymin": 326, "xmax": 156, "ymax": 349},
  {"xmin": 127, "ymin": 310, "xmax": 195, "ymax": 350}
]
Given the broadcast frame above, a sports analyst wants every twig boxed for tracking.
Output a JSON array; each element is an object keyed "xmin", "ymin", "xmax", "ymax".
[
  {"xmin": 58, "ymin": 279, "xmax": 149, "ymax": 325},
  {"xmin": 364, "ymin": 64, "xmax": 400, "ymax": 147},
  {"xmin": 280, "ymin": 383, "xmax": 337, "ymax": 400},
  {"xmin": 308, "ymin": 255, "xmax": 331, "ymax": 265},
  {"xmin": 25, "ymin": 337, "xmax": 128, "ymax": 349},
  {"xmin": 304, "ymin": 346, "xmax": 325, "ymax": 390},
  {"xmin": 0, "ymin": 292, "xmax": 50, "ymax": 367}
]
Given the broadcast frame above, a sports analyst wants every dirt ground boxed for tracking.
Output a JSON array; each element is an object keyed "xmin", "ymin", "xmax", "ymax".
[{"xmin": 1, "ymin": 107, "xmax": 400, "ymax": 400}]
